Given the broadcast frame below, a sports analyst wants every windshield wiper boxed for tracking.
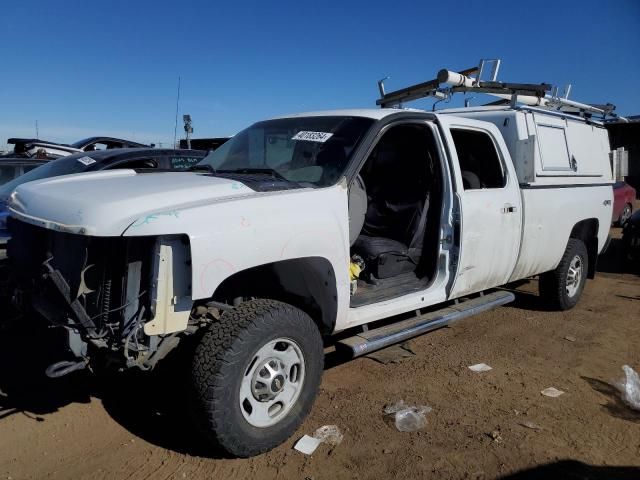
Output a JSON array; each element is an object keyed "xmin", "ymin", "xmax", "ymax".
[
  {"xmin": 189, "ymin": 164, "xmax": 217, "ymax": 174},
  {"xmin": 217, "ymin": 167, "xmax": 290, "ymax": 182}
]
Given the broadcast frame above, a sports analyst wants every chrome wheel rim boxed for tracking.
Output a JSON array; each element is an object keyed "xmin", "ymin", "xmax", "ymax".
[
  {"xmin": 239, "ymin": 338, "xmax": 305, "ymax": 428},
  {"xmin": 565, "ymin": 254, "xmax": 583, "ymax": 298},
  {"xmin": 621, "ymin": 206, "xmax": 631, "ymax": 224}
]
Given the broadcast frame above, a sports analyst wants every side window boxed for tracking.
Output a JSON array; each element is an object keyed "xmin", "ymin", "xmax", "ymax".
[
  {"xmin": 22, "ymin": 165, "xmax": 40, "ymax": 174},
  {"xmin": 536, "ymin": 124, "xmax": 571, "ymax": 170},
  {"xmin": 84, "ymin": 142, "xmax": 111, "ymax": 152},
  {"xmin": 110, "ymin": 157, "xmax": 159, "ymax": 169},
  {"xmin": 0, "ymin": 166, "xmax": 18, "ymax": 185},
  {"xmin": 451, "ymin": 129, "xmax": 505, "ymax": 190},
  {"xmin": 169, "ymin": 156, "xmax": 202, "ymax": 169}
]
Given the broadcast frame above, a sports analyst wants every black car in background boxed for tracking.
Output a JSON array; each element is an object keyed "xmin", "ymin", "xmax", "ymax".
[
  {"xmin": 3, "ymin": 136, "xmax": 150, "ymax": 159},
  {"xmin": 0, "ymin": 158, "xmax": 48, "ymax": 186},
  {"xmin": 0, "ymin": 148, "xmax": 207, "ymax": 243},
  {"xmin": 622, "ymin": 209, "xmax": 640, "ymax": 270},
  {"xmin": 179, "ymin": 137, "xmax": 230, "ymax": 151}
]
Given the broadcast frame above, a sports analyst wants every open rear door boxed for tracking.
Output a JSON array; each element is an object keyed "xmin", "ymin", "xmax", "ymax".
[{"xmin": 437, "ymin": 116, "xmax": 523, "ymax": 298}]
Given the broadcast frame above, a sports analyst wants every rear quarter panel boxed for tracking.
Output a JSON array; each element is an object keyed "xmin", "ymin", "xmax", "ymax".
[{"xmin": 509, "ymin": 185, "xmax": 612, "ymax": 281}]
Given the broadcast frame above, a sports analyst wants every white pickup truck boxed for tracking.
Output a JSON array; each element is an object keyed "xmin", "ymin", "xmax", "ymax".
[{"xmin": 6, "ymin": 70, "xmax": 614, "ymax": 456}]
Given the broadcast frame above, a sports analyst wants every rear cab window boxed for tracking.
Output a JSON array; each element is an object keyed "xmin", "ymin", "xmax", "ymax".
[{"xmin": 450, "ymin": 129, "xmax": 506, "ymax": 190}]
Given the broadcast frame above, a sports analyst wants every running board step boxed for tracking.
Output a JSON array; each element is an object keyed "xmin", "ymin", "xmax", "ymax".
[{"xmin": 337, "ymin": 290, "xmax": 515, "ymax": 358}]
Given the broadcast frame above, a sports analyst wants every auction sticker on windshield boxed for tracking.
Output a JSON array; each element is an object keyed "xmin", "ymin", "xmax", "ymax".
[
  {"xmin": 292, "ymin": 131, "xmax": 334, "ymax": 142},
  {"xmin": 77, "ymin": 156, "xmax": 96, "ymax": 166}
]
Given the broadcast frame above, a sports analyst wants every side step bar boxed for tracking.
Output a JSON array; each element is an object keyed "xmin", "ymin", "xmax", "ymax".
[{"xmin": 337, "ymin": 290, "xmax": 515, "ymax": 358}]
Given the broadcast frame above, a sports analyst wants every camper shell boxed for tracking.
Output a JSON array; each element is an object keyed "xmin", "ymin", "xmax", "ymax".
[{"xmin": 440, "ymin": 105, "xmax": 612, "ymax": 185}]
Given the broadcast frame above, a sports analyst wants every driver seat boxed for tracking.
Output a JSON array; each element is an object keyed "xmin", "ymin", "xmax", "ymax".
[{"xmin": 352, "ymin": 147, "xmax": 430, "ymax": 279}]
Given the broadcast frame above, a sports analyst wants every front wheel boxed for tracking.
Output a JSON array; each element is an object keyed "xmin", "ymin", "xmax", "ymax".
[
  {"xmin": 539, "ymin": 238, "xmax": 588, "ymax": 311},
  {"xmin": 191, "ymin": 299, "xmax": 324, "ymax": 457}
]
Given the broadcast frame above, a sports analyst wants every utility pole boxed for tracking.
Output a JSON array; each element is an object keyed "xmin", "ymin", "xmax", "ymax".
[
  {"xmin": 35, "ymin": 120, "xmax": 39, "ymax": 138},
  {"xmin": 183, "ymin": 114, "xmax": 193, "ymax": 149},
  {"xmin": 173, "ymin": 76, "xmax": 181, "ymax": 149}
]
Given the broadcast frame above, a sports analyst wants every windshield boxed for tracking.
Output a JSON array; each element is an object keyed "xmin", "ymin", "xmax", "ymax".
[
  {"xmin": 197, "ymin": 116, "xmax": 374, "ymax": 187},
  {"xmin": 0, "ymin": 156, "xmax": 94, "ymax": 199}
]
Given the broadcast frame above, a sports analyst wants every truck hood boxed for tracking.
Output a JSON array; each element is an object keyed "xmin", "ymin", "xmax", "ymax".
[{"xmin": 8, "ymin": 170, "xmax": 261, "ymax": 236}]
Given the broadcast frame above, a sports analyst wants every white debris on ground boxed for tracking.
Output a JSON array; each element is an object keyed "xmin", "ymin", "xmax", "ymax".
[
  {"xmin": 541, "ymin": 387, "xmax": 565, "ymax": 398},
  {"xmin": 294, "ymin": 435, "xmax": 322, "ymax": 455},
  {"xmin": 294, "ymin": 425, "xmax": 345, "ymax": 455},
  {"xmin": 384, "ymin": 400, "xmax": 432, "ymax": 432},
  {"xmin": 468, "ymin": 363, "xmax": 493, "ymax": 372},
  {"xmin": 616, "ymin": 365, "xmax": 640, "ymax": 411},
  {"xmin": 312, "ymin": 425, "xmax": 344, "ymax": 446}
]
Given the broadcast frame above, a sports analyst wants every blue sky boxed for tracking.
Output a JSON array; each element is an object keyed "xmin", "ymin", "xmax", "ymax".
[{"xmin": 1, "ymin": 0, "xmax": 638, "ymax": 149}]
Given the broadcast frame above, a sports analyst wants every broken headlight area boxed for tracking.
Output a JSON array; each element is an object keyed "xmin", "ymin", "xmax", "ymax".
[{"xmin": 7, "ymin": 218, "xmax": 195, "ymax": 376}]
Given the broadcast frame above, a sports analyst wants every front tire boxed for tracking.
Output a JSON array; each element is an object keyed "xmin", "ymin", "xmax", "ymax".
[
  {"xmin": 539, "ymin": 238, "xmax": 588, "ymax": 311},
  {"xmin": 191, "ymin": 299, "xmax": 324, "ymax": 457}
]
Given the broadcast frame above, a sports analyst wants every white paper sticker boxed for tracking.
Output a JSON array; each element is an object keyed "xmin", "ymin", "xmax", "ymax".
[
  {"xmin": 291, "ymin": 131, "xmax": 334, "ymax": 143},
  {"xmin": 77, "ymin": 156, "xmax": 96, "ymax": 166}
]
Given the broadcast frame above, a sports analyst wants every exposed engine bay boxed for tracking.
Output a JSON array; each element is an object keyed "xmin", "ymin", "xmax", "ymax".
[{"xmin": 8, "ymin": 219, "xmax": 205, "ymax": 377}]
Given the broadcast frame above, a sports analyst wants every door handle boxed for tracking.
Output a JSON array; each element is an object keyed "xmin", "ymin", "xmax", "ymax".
[{"xmin": 502, "ymin": 204, "xmax": 517, "ymax": 214}]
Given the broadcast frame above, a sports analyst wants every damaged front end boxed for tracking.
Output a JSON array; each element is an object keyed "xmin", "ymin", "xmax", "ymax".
[{"xmin": 8, "ymin": 218, "xmax": 198, "ymax": 377}]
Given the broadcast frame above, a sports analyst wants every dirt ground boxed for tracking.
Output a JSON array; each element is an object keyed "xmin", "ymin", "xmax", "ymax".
[{"xmin": 0, "ymin": 231, "xmax": 638, "ymax": 480}]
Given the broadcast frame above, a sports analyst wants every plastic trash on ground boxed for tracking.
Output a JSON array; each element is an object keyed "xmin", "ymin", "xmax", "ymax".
[
  {"xmin": 313, "ymin": 425, "xmax": 344, "ymax": 446},
  {"xmin": 540, "ymin": 387, "xmax": 565, "ymax": 398},
  {"xmin": 468, "ymin": 363, "xmax": 492, "ymax": 372},
  {"xmin": 294, "ymin": 425, "xmax": 344, "ymax": 455},
  {"xmin": 384, "ymin": 400, "xmax": 432, "ymax": 432},
  {"xmin": 616, "ymin": 365, "xmax": 640, "ymax": 411}
]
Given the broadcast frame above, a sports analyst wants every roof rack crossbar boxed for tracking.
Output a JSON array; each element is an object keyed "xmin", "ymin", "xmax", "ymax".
[
  {"xmin": 376, "ymin": 66, "xmax": 478, "ymax": 108},
  {"xmin": 375, "ymin": 59, "xmax": 625, "ymax": 121}
]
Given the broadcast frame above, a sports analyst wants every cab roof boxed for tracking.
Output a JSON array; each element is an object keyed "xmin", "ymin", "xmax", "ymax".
[{"xmin": 273, "ymin": 108, "xmax": 427, "ymax": 120}]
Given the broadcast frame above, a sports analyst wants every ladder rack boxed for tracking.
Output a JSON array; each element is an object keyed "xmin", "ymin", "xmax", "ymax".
[{"xmin": 376, "ymin": 58, "xmax": 625, "ymax": 121}]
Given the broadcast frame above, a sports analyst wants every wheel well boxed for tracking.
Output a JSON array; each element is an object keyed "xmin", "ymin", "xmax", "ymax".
[
  {"xmin": 210, "ymin": 257, "xmax": 338, "ymax": 334},
  {"xmin": 569, "ymin": 219, "xmax": 599, "ymax": 279}
]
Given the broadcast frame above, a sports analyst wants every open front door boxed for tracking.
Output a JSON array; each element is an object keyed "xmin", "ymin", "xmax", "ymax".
[{"xmin": 438, "ymin": 116, "xmax": 523, "ymax": 298}]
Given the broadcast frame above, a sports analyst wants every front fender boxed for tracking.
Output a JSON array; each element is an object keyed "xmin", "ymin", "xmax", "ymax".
[{"xmin": 123, "ymin": 185, "xmax": 351, "ymax": 322}]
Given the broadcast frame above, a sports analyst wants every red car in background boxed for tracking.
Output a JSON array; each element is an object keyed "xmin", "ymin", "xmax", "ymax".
[{"xmin": 613, "ymin": 181, "xmax": 636, "ymax": 225}]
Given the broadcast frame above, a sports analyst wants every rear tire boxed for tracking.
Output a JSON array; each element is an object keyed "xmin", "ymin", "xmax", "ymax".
[
  {"xmin": 539, "ymin": 238, "xmax": 588, "ymax": 311},
  {"xmin": 618, "ymin": 203, "xmax": 632, "ymax": 226},
  {"xmin": 191, "ymin": 299, "xmax": 324, "ymax": 457}
]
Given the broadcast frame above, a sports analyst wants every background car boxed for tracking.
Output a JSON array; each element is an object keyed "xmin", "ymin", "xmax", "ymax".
[
  {"xmin": 179, "ymin": 137, "xmax": 230, "ymax": 151},
  {"xmin": 2, "ymin": 136, "xmax": 150, "ymax": 159},
  {"xmin": 612, "ymin": 181, "xmax": 636, "ymax": 225},
  {"xmin": 622, "ymin": 209, "xmax": 640, "ymax": 268},
  {"xmin": 0, "ymin": 147, "xmax": 206, "ymax": 244},
  {"xmin": 0, "ymin": 158, "xmax": 47, "ymax": 186}
]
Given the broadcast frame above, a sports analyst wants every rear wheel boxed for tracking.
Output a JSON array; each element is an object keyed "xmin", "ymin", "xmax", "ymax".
[
  {"xmin": 618, "ymin": 203, "xmax": 632, "ymax": 226},
  {"xmin": 191, "ymin": 299, "xmax": 324, "ymax": 457},
  {"xmin": 539, "ymin": 238, "xmax": 588, "ymax": 311}
]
